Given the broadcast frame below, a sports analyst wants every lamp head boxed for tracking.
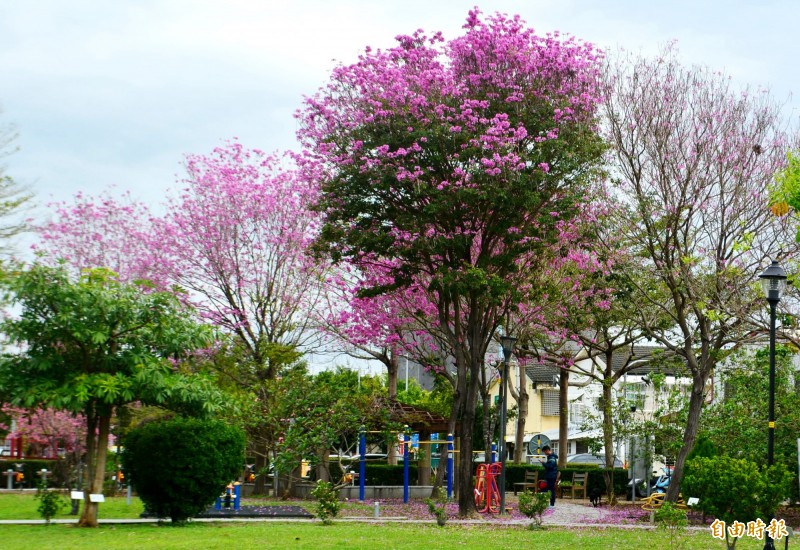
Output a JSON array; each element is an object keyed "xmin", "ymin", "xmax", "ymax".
[
  {"xmin": 500, "ymin": 336, "xmax": 517, "ymax": 362},
  {"xmin": 759, "ymin": 260, "xmax": 787, "ymax": 302}
]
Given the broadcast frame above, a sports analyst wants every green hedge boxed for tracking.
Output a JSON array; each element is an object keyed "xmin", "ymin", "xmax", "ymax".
[
  {"xmin": 505, "ymin": 464, "xmax": 628, "ymax": 495},
  {"xmin": 329, "ymin": 461, "xmax": 627, "ymax": 493},
  {"xmin": 0, "ymin": 459, "xmax": 64, "ymax": 488},
  {"xmin": 323, "ymin": 462, "xmax": 420, "ymax": 486}
]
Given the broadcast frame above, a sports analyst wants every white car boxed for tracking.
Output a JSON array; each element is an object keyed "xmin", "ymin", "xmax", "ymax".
[{"xmin": 566, "ymin": 453, "xmax": 624, "ymax": 468}]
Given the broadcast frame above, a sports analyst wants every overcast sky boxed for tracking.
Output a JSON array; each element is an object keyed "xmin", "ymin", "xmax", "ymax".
[
  {"xmin": 1, "ymin": 0, "xmax": 798, "ymax": 213},
  {"xmin": 1, "ymin": 1, "xmax": 797, "ymax": 373}
]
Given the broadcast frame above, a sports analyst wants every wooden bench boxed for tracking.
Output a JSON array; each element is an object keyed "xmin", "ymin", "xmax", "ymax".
[
  {"xmin": 566, "ymin": 472, "xmax": 588, "ymax": 500},
  {"xmin": 513, "ymin": 470, "xmax": 539, "ymax": 495},
  {"xmin": 640, "ymin": 492, "xmax": 688, "ymax": 511}
]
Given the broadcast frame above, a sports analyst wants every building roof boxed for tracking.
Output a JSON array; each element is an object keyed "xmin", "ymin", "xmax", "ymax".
[
  {"xmin": 375, "ymin": 398, "xmax": 450, "ymax": 433},
  {"xmin": 609, "ymin": 345, "xmax": 687, "ymax": 375},
  {"xmin": 524, "ymin": 364, "xmax": 560, "ymax": 384}
]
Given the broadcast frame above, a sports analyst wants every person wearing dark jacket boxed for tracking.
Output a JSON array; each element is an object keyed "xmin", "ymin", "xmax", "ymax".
[{"xmin": 540, "ymin": 445, "xmax": 559, "ymax": 508}]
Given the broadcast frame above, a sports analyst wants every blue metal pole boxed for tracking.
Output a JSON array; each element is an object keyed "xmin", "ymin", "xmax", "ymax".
[
  {"xmin": 234, "ymin": 483, "xmax": 241, "ymax": 511},
  {"xmin": 403, "ymin": 426, "xmax": 410, "ymax": 503},
  {"xmin": 490, "ymin": 442, "xmax": 496, "ymax": 464},
  {"xmin": 447, "ymin": 433, "xmax": 454, "ymax": 500},
  {"xmin": 359, "ymin": 425, "xmax": 366, "ymax": 502}
]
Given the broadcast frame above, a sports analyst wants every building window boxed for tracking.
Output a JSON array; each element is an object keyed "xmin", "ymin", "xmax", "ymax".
[
  {"xmin": 624, "ymin": 383, "xmax": 645, "ymax": 410},
  {"xmin": 541, "ymin": 389, "xmax": 560, "ymax": 416},
  {"xmin": 575, "ymin": 440, "xmax": 589, "ymax": 454},
  {"xmin": 569, "ymin": 402, "xmax": 587, "ymax": 427}
]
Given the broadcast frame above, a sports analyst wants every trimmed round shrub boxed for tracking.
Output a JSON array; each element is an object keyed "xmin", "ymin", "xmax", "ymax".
[{"xmin": 121, "ymin": 417, "xmax": 245, "ymax": 523}]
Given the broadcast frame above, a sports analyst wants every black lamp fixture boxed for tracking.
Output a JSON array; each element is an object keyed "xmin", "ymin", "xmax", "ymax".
[
  {"xmin": 758, "ymin": 259, "xmax": 787, "ymax": 550},
  {"xmin": 500, "ymin": 336, "xmax": 517, "ymax": 362},
  {"xmin": 760, "ymin": 259, "xmax": 787, "ymax": 303}
]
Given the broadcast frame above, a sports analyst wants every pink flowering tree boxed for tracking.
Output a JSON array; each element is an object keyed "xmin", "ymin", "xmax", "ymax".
[
  {"xmin": 2, "ymin": 406, "xmax": 86, "ymax": 458},
  {"xmin": 299, "ymin": 10, "xmax": 606, "ymax": 515},
  {"xmin": 323, "ymin": 262, "xmax": 441, "ymax": 399},
  {"xmin": 602, "ymin": 45, "xmax": 800, "ymax": 502},
  {"xmin": 499, "ymin": 200, "xmax": 616, "ymax": 464},
  {"xmin": 35, "ymin": 190, "xmax": 156, "ymax": 282},
  {"xmin": 149, "ymin": 142, "xmax": 331, "ymax": 493},
  {"xmin": 2, "ymin": 406, "xmax": 86, "ymax": 486},
  {"xmin": 152, "ymin": 142, "xmax": 329, "ymax": 380}
]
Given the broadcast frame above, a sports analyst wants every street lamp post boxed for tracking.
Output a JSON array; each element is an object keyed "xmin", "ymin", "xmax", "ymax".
[
  {"xmin": 499, "ymin": 335, "xmax": 517, "ymax": 515},
  {"xmin": 759, "ymin": 259, "xmax": 787, "ymax": 550}
]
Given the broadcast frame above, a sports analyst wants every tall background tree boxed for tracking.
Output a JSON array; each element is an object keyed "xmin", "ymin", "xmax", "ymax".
[
  {"xmin": 152, "ymin": 142, "xmax": 331, "ymax": 491},
  {"xmin": 36, "ymin": 142, "xmax": 331, "ymax": 494},
  {"xmin": 0, "ymin": 107, "xmax": 33, "ymax": 257},
  {"xmin": 35, "ymin": 191, "xmax": 154, "ymax": 282},
  {"xmin": 601, "ymin": 45, "xmax": 800, "ymax": 501},
  {"xmin": 298, "ymin": 9, "xmax": 606, "ymax": 515},
  {"xmin": 0, "ymin": 265, "xmax": 222, "ymax": 527}
]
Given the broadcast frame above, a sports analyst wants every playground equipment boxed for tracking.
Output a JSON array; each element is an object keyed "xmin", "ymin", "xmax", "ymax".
[
  {"xmin": 357, "ymin": 428, "xmax": 455, "ymax": 503},
  {"xmin": 473, "ymin": 463, "xmax": 502, "ymax": 513},
  {"xmin": 215, "ymin": 481, "xmax": 241, "ymax": 511}
]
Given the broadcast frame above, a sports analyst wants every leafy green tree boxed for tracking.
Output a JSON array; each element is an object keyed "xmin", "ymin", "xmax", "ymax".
[
  {"xmin": 198, "ymin": 337, "xmax": 302, "ymax": 495},
  {"xmin": 682, "ymin": 456, "xmax": 792, "ymax": 550},
  {"xmin": 121, "ymin": 417, "xmax": 245, "ymax": 523},
  {"xmin": 700, "ymin": 347, "xmax": 800, "ymax": 496},
  {"xmin": 0, "ymin": 264, "xmax": 222, "ymax": 527},
  {"xmin": 271, "ymin": 366, "xmax": 391, "ymax": 490}
]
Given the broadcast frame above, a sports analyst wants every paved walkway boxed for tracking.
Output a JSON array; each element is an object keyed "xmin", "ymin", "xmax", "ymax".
[{"xmin": 0, "ymin": 500, "xmax": 712, "ymax": 531}]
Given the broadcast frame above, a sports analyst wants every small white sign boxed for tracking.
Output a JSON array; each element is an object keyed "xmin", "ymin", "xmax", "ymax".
[
  {"xmin": 89, "ymin": 493, "xmax": 105, "ymax": 503},
  {"xmin": 70, "ymin": 491, "xmax": 84, "ymax": 500},
  {"xmin": 686, "ymin": 497, "xmax": 699, "ymax": 506}
]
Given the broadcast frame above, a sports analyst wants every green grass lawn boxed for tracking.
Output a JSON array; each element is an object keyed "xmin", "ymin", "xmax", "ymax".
[
  {"xmin": 0, "ymin": 493, "xmax": 778, "ymax": 549},
  {"xmin": 0, "ymin": 492, "xmax": 146, "ymax": 520},
  {"xmin": 0, "ymin": 522, "xmax": 776, "ymax": 549}
]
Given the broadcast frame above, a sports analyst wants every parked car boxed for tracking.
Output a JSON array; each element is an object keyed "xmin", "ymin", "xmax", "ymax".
[
  {"xmin": 566, "ymin": 453, "xmax": 624, "ymax": 468},
  {"xmin": 356, "ymin": 453, "xmax": 388, "ymax": 461}
]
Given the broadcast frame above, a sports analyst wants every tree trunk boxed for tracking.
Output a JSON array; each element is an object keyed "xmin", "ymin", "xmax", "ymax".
[
  {"xmin": 666, "ymin": 372, "xmax": 707, "ymax": 502},
  {"xmin": 79, "ymin": 413, "xmax": 111, "ymax": 527},
  {"xmin": 253, "ymin": 447, "xmax": 267, "ymax": 495},
  {"xmin": 317, "ymin": 449, "xmax": 330, "ymax": 482},
  {"xmin": 455, "ymin": 361, "xmax": 481, "ymax": 516},
  {"xmin": 601, "ymin": 379, "xmax": 617, "ymax": 504},
  {"xmin": 387, "ymin": 352, "xmax": 399, "ymax": 399},
  {"xmin": 418, "ymin": 429, "xmax": 431, "ymax": 486},
  {"xmin": 514, "ymin": 363, "xmax": 529, "ymax": 463},
  {"xmin": 558, "ymin": 368, "xmax": 569, "ymax": 468},
  {"xmin": 430, "ymin": 415, "xmax": 457, "ymax": 498}
]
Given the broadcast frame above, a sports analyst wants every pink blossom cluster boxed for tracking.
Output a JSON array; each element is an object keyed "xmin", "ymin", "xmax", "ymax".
[
  {"xmin": 36, "ymin": 141, "xmax": 330, "ymax": 361},
  {"xmin": 34, "ymin": 190, "xmax": 155, "ymax": 283},
  {"xmin": 150, "ymin": 141, "xmax": 328, "ymax": 342},
  {"xmin": 2, "ymin": 406, "xmax": 86, "ymax": 456}
]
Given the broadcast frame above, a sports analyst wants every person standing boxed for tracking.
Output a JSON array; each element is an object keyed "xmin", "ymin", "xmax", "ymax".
[{"xmin": 540, "ymin": 445, "xmax": 559, "ymax": 508}]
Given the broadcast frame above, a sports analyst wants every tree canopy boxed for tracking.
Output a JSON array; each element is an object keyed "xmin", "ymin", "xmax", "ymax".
[
  {"xmin": 0, "ymin": 264, "xmax": 222, "ymax": 526},
  {"xmin": 298, "ymin": 9, "xmax": 606, "ymax": 515}
]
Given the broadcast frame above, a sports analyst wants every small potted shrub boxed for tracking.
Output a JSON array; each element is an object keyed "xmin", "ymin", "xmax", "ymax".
[
  {"xmin": 310, "ymin": 480, "xmax": 340, "ymax": 525},
  {"xmin": 518, "ymin": 489, "xmax": 549, "ymax": 529},
  {"xmin": 425, "ymin": 488, "xmax": 448, "ymax": 526}
]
